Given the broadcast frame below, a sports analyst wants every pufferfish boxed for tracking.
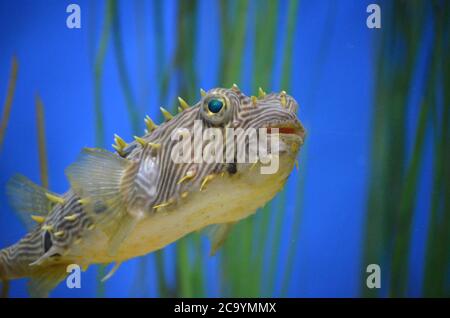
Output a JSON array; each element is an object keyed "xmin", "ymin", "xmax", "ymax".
[{"xmin": 0, "ymin": 85, "xmax": 306, "ymax": 296}]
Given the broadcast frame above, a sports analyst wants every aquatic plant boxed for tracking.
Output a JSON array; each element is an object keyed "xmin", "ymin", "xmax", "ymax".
[
  {"xmin": 362, "ymin": 0, "xmax": 449, "ymax": 297},
  {"xmin": 0, "ymin": 57, "xmax": 18, "ymax": 153},
  {"xmin": 0, "ymin": 56, "xmax": 18, "ymax": 298}
]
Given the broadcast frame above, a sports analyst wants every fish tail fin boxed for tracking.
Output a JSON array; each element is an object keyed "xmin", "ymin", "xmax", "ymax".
[
  {"xmin": 0, "ymin": 247, "xmax": 11, "ymax": 281},
  {"xmin": 0, "ymin": 243, "xmax": 31, "ymax": 283},
  {"xmin": 0, "ymin": 229, "xmax": 45, "ymax": 281},
  {"xmin": 0, "ymin": 243, "xmax": 68, "ymax": 297},
  {"xmin": 28, "ymin": 265, "xmax": 68, "ymax": 298},
  {"xmin": 0, "ymin": 247, "xmax": 12, "ymax": 297}
]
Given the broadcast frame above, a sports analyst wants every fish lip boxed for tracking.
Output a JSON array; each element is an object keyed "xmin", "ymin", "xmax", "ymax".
[{"xmin": 263, "ymin": 121, "xmax": 306, "ymax": 143}]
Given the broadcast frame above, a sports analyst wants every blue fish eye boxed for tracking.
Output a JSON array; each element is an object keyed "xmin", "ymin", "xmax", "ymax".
[{"xmin": 207, "ymin": 99, "xmax": 224, "ymax": 113}]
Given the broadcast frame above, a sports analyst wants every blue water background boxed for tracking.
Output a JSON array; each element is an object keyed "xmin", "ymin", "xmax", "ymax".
[{"xmin": 0, "ymin": 0, "xmax": 433, "ymax": 297}]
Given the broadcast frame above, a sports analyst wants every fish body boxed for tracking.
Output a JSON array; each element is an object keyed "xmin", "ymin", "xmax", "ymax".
[{"xmin": 0, "ymin": 86, "xmax": 305, "ymax": 296}]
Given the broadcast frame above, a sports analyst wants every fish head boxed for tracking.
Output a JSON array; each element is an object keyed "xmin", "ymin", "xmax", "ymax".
[
  {"xmin": 124, "ymin": 86, "xmax": 306, "ymax": 213},
  {"xmin": 196, "ymin": 86, "xmax": 306, "ymax": 176}
]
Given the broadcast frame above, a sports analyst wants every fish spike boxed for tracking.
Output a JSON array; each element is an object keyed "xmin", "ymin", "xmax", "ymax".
[
  {"xmin": 178, "ymin": 97, "xmax": 190, "ymax": 110},
  {"xmin": 153, "ymin": 201, "xmax": 171, "ymax": 210},
  {"xmin": 280, "ymin": 91, "xmax": 287, "ymax": 107},
  {"xmin": 64, "ymin": 214, "xmax": 78, "ymax": 221},
  {"xmin": 144, "ymin": 115, "xmax": 158, "ymax": 133},
  {"xmin": 148, "ymin": 142, "xmax": 161, "ymax": 149},
  {"xmin": 160, "ymin": 107, "xmax": 174, "ymax": 121},
  {"xmin": 31, "ymin": 215, "xmax": 45, "ymax": 224},
  {"xmin": 114, "ymin": 134, "xmax": 127, "ymax": 149},
  {"xmin": 200, "ymin": 88, "xmax": 207, "ymax": 97},
  {"xmin": 42, "ymin": 224, "xmax": 53, "ymax": 232},
  {"xmin": 250, "ymin": 161, "xmax": 259, "ymax": 171},
  {"xmin": 231, "ymin": 83, "xmax": 240, "ymax": 91},
  {"xmin": 251, "ymin": 95, "xmax": 257, "ymax": 106},
  {"xmin": 78, "ymin": 198, "xmax": 90, "ymax": 205},
  {"xmin": 112, "ymin": 144, "xmax": 124, "ymax": 156},
  {"xmin": 177, "ymin": 170, "xmax": 196, "ymax": 184},
  {"xmin": 178, "ymin": 106, "xmax": 183, "ymax": 114},
  {"xmin": 200, "ymin": 174, "xmax": 215, "ymax": 191},
  {"xmin": 134, "ymin": 136, "xmax": 147, "ymax": 147},
  {"xmin": 45, "ymin": 192, "xmax": 65, "ymax": 205},
  {"xmin": 113, "ymin": 134, "xmax": 127, "ymax": 155},
  {"xmin": 54, "ymin": 231, "xmax": 64, "ymax": 237},
  {"xmin": 258, "ymin": 87, "xmax": 266, "ymax": 98}
]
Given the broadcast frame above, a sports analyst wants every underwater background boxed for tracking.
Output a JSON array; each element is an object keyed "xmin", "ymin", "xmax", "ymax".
[{"xmin": 0, "ymin": 0, "xmax": 448, "ymax": 297}]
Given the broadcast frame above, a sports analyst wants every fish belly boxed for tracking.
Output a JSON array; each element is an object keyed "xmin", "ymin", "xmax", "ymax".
[{"xmin": 67, "ymin": 156, "xmax": 295, "ymax": 265}]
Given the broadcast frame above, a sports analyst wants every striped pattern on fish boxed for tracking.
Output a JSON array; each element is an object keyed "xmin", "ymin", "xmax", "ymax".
[{"xmin": 0, "ymin": 85, "xmax": 305, "ymax": 296}]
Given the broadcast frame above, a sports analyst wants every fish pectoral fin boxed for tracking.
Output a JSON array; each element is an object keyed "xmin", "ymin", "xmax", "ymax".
[
  {"xmin": 28, "ymin": 265, "xmax": 68, "ymax": 298},
  {"xmin": 101, "ymin": 262, "xmax": 122, "ymax": 282},
  {"xmin": 206, "ymin": 222, "xmax": 236, "ymax": 256},
  {"xmin": 65, "ymin": 148, "xmax": 138, "ymax": 231},
  {"xmin": 6, "ymin": 174, "xmax": 60, "ymax": 230}
]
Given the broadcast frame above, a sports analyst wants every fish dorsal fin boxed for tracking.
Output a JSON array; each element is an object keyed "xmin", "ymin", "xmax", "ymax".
[
  {"xmin": 65, "ymin": 148, "xmax": 140, "ymax": 254},
  {"xmin": 206, "ymin": 222, "xmax": 235, "ymax": 256},
  {"xmin": 6, "ymin": 174, "xmax": 59, "ymax": 229}
]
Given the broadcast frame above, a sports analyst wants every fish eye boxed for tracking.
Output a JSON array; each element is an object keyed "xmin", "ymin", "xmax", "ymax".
[
  {"xmin": 207, "ymin": 99, "xmax": 224, "ymax": 113},
  {"xmin": 201, "ymin": 94, "xmax": 232, "ymax": 125}
]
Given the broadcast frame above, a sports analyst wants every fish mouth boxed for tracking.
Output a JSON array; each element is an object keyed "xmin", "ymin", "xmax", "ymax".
[{"xmin": 265, "ymin": 121, "xmax": 306, "ymax": 144}]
